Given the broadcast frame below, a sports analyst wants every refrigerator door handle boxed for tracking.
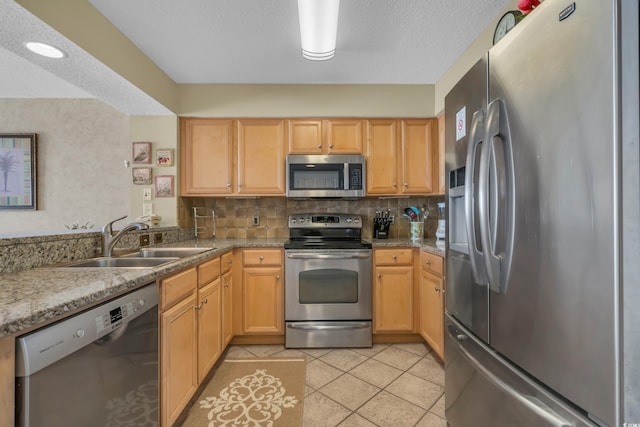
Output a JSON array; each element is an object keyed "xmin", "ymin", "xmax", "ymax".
[
  {"xmin": 464, "ymin": 108, "xmax": 488, "ymax": 285},
  {"xmin": 448, "ymin": 325, "xmax": 574, "ymax": 427},
  {"xmin": 479, "ymin": 98, "xmax": 515, "ymax": 294}
]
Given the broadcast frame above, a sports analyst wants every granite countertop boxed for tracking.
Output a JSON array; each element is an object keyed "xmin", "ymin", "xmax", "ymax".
[{"xmin": 0, "ymin": 237, "xmax": 443, "ymax": 339}]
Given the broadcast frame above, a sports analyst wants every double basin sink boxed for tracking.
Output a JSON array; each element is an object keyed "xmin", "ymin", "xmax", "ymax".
[{"xmin": 59, "ymin": 247, "xmax": 213, "ymax": 269}]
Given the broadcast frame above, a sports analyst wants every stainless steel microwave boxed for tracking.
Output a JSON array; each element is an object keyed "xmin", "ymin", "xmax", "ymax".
[{"xmin": 286, "ymin": 154, "xmax": 366, "ymax": 198}]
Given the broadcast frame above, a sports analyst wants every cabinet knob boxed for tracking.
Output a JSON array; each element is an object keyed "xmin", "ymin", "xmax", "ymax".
[
  {"xmin": 227, "ymin": 260, "xmax": 232, "ymax": 264},
  {"xmin": 329, "ymin": 144, "xmax": 333, "ymax": 149},
  {"xmin": 392, "ymin": 255, "xmax": 397, "ymax": 260},
  {"xmin": 404, "ymin": 182, "xmax": 408, "ymax": 187},
  {"xmin": 317, "ymin": 144, "xmax": 322, "ymax": 149},
  {"xmin": 194, "ymin": 304, "xmax": 203, "ymax": 310},
  {"xmin": 276, "ymin": 275, "xmax": 280, "ymax": 280},
  {"xmin": 377, "ymin": 273, "xmax": 382, "ymax": 278},
  {"xmin": 425, "ymin": 260, "xmax": 432, "ymax": 265},
  {"xmin": 201, "ymin": 298, "xmax": 208, "ymax": 304},
  {"xmin": 435, "ymin": 288, "xmax": 441, "ymax": 293},
  {"xmin": 226, "ymin": 183, "xmax": 231, "ymax": 188},
  {"xmin": 259, "ymin": 256, "xmax": 264, "ymax": 261}
]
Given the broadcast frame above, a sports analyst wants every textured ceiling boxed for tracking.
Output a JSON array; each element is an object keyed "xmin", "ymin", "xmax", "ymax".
[{"xmin": 0, "ymin": 0, "xmax": 510, "ymax": 114}]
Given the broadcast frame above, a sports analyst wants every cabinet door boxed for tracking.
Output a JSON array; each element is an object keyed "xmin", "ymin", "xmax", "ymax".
[
  {"xmin": 222, "ymin": 270, "xmax": 234, "ymax": 346},
  {"xmin": 288, "ymin": 120, "xmax": 323, "ymax": 154},
  {"xmin": 324, "ymin": 119, "xmax": 363, "ymax": 154},
  {"xmin": 420, "ymin": 269, "xmax": 445, "ymax": 360},
  {"xmin": 161, "ymin": 293, "xmax": 198, "ymax": 427},
  {"xmin": 197, "ymin": 279, "xmax": 222, "ymax": 383},
  {"xmin": 366, "ymin": 120, "xmax": 399, "ymax": 194},
  {"xmin": 374, "ymin": 266, "xmax": 414, "ymax": 332},
  {"xmin": 400, "ymin": 119, "xmax": 436, "ymax": 194},
  {"xmin": 237, "ymin": 119, "xmax": 286, "ymax": 195},
  {"xmin": 242, "ymin": 267, "xmax": 283, "ymax": 334},
  {"xmin": 180, "ymin": 118, "xmax": 233, "ymax": 195}
]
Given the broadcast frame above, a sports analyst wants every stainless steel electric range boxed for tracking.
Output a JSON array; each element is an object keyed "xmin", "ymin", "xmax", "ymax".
[{"xmin": 284, "ymin": 213, "xmax": 373, "ymax": 348}]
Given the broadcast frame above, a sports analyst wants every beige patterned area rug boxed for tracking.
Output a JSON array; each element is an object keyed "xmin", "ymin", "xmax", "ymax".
[{"xmin": 181, "ymin": 358, "xmax": 306, "ymax": 427}]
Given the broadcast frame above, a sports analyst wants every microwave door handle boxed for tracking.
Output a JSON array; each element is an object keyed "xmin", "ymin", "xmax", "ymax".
[
  {"xmin": 464, "ymin": 108, "xmax": 488, "ymax": 285},
  {"xmin": 344, "ymin": 163, "xmax": 349, "ymax": 190}
]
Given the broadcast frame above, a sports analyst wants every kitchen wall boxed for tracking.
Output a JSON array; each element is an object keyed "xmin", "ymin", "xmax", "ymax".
[
  {"xmin": 179, "ymin": 196, "xmax": 445, "ymax": 240},
  {"xmin": 0, "ymin": 98, "xmax": 131, "ymax": 235}
]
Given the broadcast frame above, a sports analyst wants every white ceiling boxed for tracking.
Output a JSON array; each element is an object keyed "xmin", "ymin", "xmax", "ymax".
[{"xmin": 0, "ymin": 0, "xmax": 510, "ymax": 113}]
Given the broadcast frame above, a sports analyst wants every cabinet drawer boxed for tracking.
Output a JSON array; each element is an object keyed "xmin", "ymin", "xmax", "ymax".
[
  {"xmin": 221, "ymin": 251, "xmax": 233, "ymax": 274},
  {"xmin": 374, "ymin": 248, "xmax": 413, "ymax": 265},
  {"xmin": 420, "ymin": 251, "xmax": 443, "ymax": 276},
  {"xmin": 242, "ymin": 249, "xmax": 282, "ymax": 266},
  {"xmin": 198, "ymin": 257, "xmax": 220, "ymax": 287},
  {"xmin": 160, "ymin": 267, "xmax": 197, "ymax": 310}
]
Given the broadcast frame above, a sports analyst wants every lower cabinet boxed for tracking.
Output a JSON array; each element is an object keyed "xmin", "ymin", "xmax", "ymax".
[
  {"xmin": 241, "ymin": 249, "xmax": 284, "ymax": 334},
  {"xmin": 160, "ymin": 268, "xmax": 198, "ymax": 427},
  {"xmin": 419, "ymin": 251, "xmax": 445, "ymax": 360},
  {"xmin": 160, "ymin": 256, "xmax": 224, "ymax": 427},
  {"xmin": 373, "ymin": 249, "xmax": 415, "ymax": 333},
  {"xmin": 221, "ymin": 251, "xmax": 234, "ymax": 346}
]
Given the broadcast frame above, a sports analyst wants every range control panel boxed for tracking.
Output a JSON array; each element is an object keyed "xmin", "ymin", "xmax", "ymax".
[{"xmin": 288, "ymin": 213, "xmax": 362, "ymax": 228}]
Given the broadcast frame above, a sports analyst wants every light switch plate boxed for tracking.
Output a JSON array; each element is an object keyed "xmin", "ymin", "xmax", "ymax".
[
  {"xmin": 143, "ymin": 203, "xmax": 153, "ymax": 216},
  {"xmin": 142, "ymin": 188, "xmax": 152, "ymax": 201}
]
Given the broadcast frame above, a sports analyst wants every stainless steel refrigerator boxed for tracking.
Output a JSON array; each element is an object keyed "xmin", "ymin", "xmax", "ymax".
[{"xmin": 444, "ymin": 1, "xmax": 640, "ymax": 426}]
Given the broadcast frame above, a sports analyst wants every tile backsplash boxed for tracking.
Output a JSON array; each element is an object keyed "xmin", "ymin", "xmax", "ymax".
[{"xmin": 179, "ymin": 196, "xmax": 445, "ymax": 240}]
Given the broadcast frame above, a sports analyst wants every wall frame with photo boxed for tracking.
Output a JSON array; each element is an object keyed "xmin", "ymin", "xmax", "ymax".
[
  {"xmin": 0, "ymin": 133, "xmax": 37, "ymax": 210},
  {"xmin": 155, "ymin": 148, "xmax": 174, "ymax": 166},
  {"xmin": 154, "ymin": 175, "xmax": 175, "ymax": 198},
  {"xmin": 132, "ymin": 167, "xmax": 152, "ymax": 185},
  {"xmin": 132, "ymin": 141, "xmax": 152, "ymax": 164}
]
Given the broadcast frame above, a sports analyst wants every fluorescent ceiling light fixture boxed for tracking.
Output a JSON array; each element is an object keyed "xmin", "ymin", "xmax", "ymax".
[
  {"xmin": 297, "ymin": 0, "xmax": 340, "ymax": 61},
  {"xmin": 25, "ymin": 42, "xmax": 66, "ymax": 59}
]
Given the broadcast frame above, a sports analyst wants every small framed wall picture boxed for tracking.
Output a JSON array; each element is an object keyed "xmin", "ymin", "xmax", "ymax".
[
  {"xmin": 155, "ymin": 175, "xmax": 174, "ymax": 198},
  {"xmin": 132, "ymin": 167, "xmax": 152, "ymax": 185},
  {"xmin": 156, "ymin": 148, "xmax": 174, "ymax": 166},
  {"xmin": 132, "ymin": 141, "xmax": 152, "ymax": 164}
]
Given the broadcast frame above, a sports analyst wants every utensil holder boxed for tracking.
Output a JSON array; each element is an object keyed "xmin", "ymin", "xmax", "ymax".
[{"xmin": 409, "ymin": 221, "xmax": 424, "ymax": 241}]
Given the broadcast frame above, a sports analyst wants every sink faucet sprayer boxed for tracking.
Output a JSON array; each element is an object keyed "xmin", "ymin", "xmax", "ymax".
[{"xmin": 101, "ymin": 215, "xmax": 150, "ymax": 257}]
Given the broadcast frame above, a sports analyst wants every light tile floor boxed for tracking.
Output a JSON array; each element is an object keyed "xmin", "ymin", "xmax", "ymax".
[{"xmin": 223, "ymin": 343, "xmax": 446, "ymax": 427}]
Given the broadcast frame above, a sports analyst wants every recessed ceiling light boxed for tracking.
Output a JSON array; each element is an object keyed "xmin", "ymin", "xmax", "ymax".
[{"xmin": 24, "ymin": 42, "xmax": 66, "ymax": 59}]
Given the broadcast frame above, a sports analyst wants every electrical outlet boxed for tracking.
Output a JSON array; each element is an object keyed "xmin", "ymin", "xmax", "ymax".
[
  {"xmin": 142, "ymin": 188, "xmax": 152, "ymax": 201},
  {"xmin": 154, "ymin": 233, "xmax": 163, "ymax": 243},
  {"xmin": 389, "ymin": 215, "xmax": 395, "ymax": 224},
  {"xmin": 252, "ymin": 216, "xmax": 260, "ymax": 226},
  {"xmin": 139, "ymin": 234, "xmax": 150, "ymax": 246},
  {"xmin": 143, "ymin": 203, "xmax": 153, "ymax": 216}
]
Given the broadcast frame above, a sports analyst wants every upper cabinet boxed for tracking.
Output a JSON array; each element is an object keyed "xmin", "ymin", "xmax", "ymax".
[
  {"xmin": 180, "ymin": 118, "xmax": 234, "ymax": 195},
  {"xmin": 236, "ymin": 119, "xmax": 286, "ymax": 195},
  {"xmin": 181, "ymin": 118, "xmax": 286, "ymax": 197},
  {"xmin": 366, "ymin": 118, "xmax": 439, "ymax": 196},
  {"xmin": 287, "ymin": 119, "xmax": 363, "ymax": 154}
]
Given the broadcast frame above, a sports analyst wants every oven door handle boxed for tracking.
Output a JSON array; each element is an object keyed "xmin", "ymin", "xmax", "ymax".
[
  {"xmin": 286, "ymin": 253, "xmax": 371, "ymax": 260},
  {"xmin": 286, "ymin": 322, "xmax": 371, "ymax": 331}
]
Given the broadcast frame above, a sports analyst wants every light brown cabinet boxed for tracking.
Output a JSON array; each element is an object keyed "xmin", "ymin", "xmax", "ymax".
[
  {"xmin": 419, "ymin": 251, "xmax": 445, "ymax": 360},
  {"xmin": 221, "ymin": 251, "xmax": 234, "ymax": 346},
  {"xmin": 180, "ymin": 118, "xmax": 286, "ymax": 197},
  {"xmin": 160, "ymin": 268, "xmax": 198, "ymax": 427},
  {"xmin": 196, "ymin": 258, "xmax": 222, "ymax": 383},
  {"xmin": 373, "ymin": 248, "xmax": 415, "ymax": 333},
  {"xmin": 287, "ymin": 119, "xmax": 363, "ymax": 154},
  {"xmin": 236, "ymin": 119, "xmax": 286, "ymax": 195},
  {"xmin": 241, "ymin": 249, "xmax": 284, "ymax": 334},
  {"xmin": 180, "ymin": 118, "xmax": 234, "ymax": 196},
  {"xmin": 366, "ymin": 118, "xmax": 439, "ymax": 196},
  {"xmin": 0, "ymin": 336, "xmax": 14, "ymax": 427}
]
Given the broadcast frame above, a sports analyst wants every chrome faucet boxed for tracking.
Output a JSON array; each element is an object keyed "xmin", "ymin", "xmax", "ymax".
[{"xmin": 101, "ymin": 215, "xmax": 149, "ymax": 257}]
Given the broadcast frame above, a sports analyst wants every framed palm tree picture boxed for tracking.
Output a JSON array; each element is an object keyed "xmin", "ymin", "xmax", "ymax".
[{"xmin": 0, "ymin": 134, "xmax": 37, "ymax": 210}]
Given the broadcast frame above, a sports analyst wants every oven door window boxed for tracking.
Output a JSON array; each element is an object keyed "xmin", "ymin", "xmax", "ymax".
[{"xmin": 299, "ymin": 269, "xmax": 358, "ymax": 303}]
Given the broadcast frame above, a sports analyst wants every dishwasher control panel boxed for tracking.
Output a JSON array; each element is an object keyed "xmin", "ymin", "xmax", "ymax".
[{"xmin": 95, "ymin": 300, "xmax": 135, "ymax": 333}]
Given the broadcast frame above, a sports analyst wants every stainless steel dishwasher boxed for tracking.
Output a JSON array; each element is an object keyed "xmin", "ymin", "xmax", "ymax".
[{"xmin": 15, "ymin": 283, "xmax": 159, "ymax": 427}]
